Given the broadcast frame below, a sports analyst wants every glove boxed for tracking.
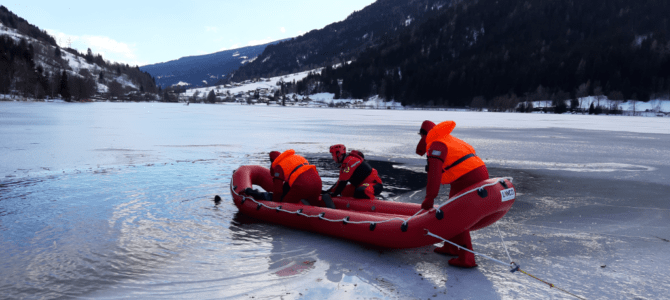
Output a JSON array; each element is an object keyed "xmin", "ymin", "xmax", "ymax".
[{"xmin": 244, "ymin": 188, "xmax": 256, "ymax": 196}]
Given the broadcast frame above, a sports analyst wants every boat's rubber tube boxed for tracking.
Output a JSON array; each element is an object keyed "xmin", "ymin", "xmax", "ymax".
[{"xmin": 231, "ymin": 165, "xmax": 515, "ymax": 249}]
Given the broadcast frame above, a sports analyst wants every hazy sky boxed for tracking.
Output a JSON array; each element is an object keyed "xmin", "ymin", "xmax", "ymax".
[{"xmin": 5, "ymin": 1, "xmax": 376, "ymax": 66}]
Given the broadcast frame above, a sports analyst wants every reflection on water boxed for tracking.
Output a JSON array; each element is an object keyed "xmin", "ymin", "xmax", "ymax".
[{"xmin": 3, "ymin": 152, "xmax": 490, "ymax": 299}]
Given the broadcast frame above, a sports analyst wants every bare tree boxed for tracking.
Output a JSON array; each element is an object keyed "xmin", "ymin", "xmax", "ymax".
[
  {"xmin": 531, "ymin": 85, "xmax": 549, "ymax": 108},
  {"xmin": 470, "ymin": 96, "xmax": 486, "ymax": 111},
  {"xmin": 608, "ymin": 91, "xmax": 624, "ymax": 113},
  {"xmin": 575, "ymin": 81, "xmax": 590, "ymax": 112},
  {"xmin": 191, "ymin": 90, "xmax": 201, "ymax": 103},
  {"xmin": 593, "ymin": 86, "xmax": 603, "ymax": 109},
  {"xmin": 109, "ymin": 80, "xmax": 124, "ymax": 99}
]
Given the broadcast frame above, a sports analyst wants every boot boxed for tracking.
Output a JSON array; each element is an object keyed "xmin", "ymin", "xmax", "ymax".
[
  {"xmin": 434, "ymin": 243, "xmax": 459, "ymax": 256},
  {"xmin": 446, "ymin": 231, "xmax": 478, "ymax": 268},
  {"xmin": 448, "ymin": 248, "xmax": 477, "ymax": 268}
]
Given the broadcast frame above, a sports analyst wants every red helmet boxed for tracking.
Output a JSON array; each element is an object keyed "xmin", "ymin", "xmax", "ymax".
[
  {"xmin": 416, "ymin": 120, "xmax": 436, "ymax": 156},
  {"xmin": 329, "ymin": 144, "xmax": 346, "ymax": 163}
]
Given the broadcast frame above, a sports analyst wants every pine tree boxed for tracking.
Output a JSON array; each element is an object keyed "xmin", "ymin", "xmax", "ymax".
[
  {"xmin": 207, "ymin": 90, "xmax": 216, "ymax": 103},
  {"xmin": 59, "ymin": 70, "xmax": 70, "ymax": 101},
  {"xmin": 85, "ymin": 48, "xmax": 94, "ymax": 64}
]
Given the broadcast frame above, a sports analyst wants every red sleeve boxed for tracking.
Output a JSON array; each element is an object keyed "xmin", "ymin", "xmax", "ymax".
[
  {"xmin": 271, "ymin": 165, "xmax": 285, "ymax": 202},
  {"xmin": 422, "ymin": 142, "xmax": 448, "ymax": 210}
]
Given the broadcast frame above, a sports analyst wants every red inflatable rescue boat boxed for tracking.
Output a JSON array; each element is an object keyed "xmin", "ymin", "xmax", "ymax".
[{"xmin": 230, "ymin": 165, "xmax": 515, "ymax": 248}]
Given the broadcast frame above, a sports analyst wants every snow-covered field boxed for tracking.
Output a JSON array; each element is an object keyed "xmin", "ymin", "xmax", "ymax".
[{"xmin": 182, "ymin": 69, "xmax": 316, "ymax": 97}]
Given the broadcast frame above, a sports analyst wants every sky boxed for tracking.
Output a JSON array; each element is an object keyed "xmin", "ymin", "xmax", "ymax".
[{"xmin": 4, "ymin": 0, "xmax": 377, "ymax": 67}]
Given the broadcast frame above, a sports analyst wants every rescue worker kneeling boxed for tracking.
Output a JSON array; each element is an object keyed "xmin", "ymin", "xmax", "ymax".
[
  {"xmin": 326, "ymin": 144, "xmax": 383, "ymax": 200},
  {"xmin": 268, "ymin": 149, "xmax": 323, "ymax": 206}
]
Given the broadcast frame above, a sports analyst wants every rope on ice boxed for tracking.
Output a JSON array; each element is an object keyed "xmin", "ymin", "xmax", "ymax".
[{"xmin": 426, "ymin": 229, "xmax": 586, "ymax": 300}]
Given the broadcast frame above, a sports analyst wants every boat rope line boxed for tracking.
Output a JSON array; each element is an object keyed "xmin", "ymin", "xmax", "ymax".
[
  {"xmin": 230, "ymin": 179, "xmax": 425, "ymax": 226},
  {"xmin": 496, "ymin": 223, "xmax": 514, "ymax": 263},
  {"xmin": 230, "ymin": 174, "xmax": 513, "ymax": 229},
  {"xmin": 425, "ymin": 230, "xmax": 512, "ymax": 267},
  {"xmin": 426, "ymin": 230, "xmax": 586, "ymax": 300},
  {"xmin": 436, "ymin": 177, "xmax": 513, "ymax": 211}
]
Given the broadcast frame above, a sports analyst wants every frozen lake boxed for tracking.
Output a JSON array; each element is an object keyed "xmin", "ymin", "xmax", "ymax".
[{"xmin": 1, "ymin": 102, "xmax": 669, "ymax": 299}]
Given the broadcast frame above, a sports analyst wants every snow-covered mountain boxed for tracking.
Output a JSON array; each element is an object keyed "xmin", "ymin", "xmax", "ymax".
[
  {"xmin": 139, "ymin": 40, "xmax": 288, "ymax": 89},
  {"xmin": 0, "ymin": 5, "xmax": 158, "ymax": 101}
]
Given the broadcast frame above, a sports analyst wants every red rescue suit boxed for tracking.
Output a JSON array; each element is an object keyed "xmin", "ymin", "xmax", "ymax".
[
  {"xmin": 271, "ymin": 149, "xmax": 322, "ymax": 205},
  {"xmin": 329, "ymin": 152, "xmax": 383, "ymax": 200},
  {"xmin": 418, "ymin": 120, "xmax": 489, "ymax": 268}
]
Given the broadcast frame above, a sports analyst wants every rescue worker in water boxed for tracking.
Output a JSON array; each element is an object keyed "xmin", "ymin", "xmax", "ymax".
[
  {"xmin": 326, "ymin": 144, "xmax": 383, "ymax": 200},
  {"xmin": 268, "ymin": 149, "xmax": 323, "ymax": 205},
  {"xmin": 416, "ymin": 120, "xmax": 489, "ymax": 268}
]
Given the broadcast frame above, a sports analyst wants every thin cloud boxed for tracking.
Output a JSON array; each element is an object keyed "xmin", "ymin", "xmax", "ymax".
[
  {"xmin": 47, "ymin": 29, "xmax": 142, "ymax": 65},
  {"xmin": 205, "ymin": 26, "xmax": 218, "ymax": 32},
  {"xmin": 280, "ymin": 27, "xmax": 286, "ymax": 33},
  {"xmin": 83, "ymin": 35, "xmax": 136, "ymax": 59}
]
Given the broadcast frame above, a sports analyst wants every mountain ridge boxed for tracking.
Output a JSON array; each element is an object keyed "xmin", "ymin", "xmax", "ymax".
[
  {"xmin": 140, "ymin": 39, "xmax": 288, "ymax": 88},
  {"xmin": 226, "ymin": 0, "xmax": 453, "ymax": 82}
]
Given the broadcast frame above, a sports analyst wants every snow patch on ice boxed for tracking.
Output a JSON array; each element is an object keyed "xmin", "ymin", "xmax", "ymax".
[{"xmin": 487, "ymin": 160, "xmax": 657, "ymax": 172}]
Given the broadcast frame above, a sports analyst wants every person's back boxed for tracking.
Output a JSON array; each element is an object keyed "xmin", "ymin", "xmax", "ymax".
[{"xmin": 269, "ymin": 150, "xmax": 322, "ymax": 205}]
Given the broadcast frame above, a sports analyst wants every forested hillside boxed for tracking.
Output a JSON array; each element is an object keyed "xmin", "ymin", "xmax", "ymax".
[
  {"xmin": 228, "ymin": 0, "xmax": 452, "ymax": 81},
  {"xmin": 297, "ymin": 0, "xmax": 670, "ymax": 108},
  {"xmin": 1, "ymin": 5, "xmax": 158, "ymax": 101}
]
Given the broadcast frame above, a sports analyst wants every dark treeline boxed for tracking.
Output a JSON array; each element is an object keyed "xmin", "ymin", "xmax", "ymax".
[
  {"xmin": 1, "ymin": 5, "xmax": 158, "ymax": 101},
  {"xmin": 298, "ymin": 0, "xmax": 670, "ymax": 108},
  {"xmin": 228, "ymin": 0, "xmax": 451, "ymax": 81}
]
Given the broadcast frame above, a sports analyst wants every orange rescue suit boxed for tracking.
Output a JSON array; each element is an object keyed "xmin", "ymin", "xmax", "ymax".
[
  {"xmin": 423, "ymin": 121, "xmax": 487, "ymax": 210},
  {"xmin": 271, "ymin": 149, "xmax": 321, "ymax": 203},
  {"xmin": 426, "ymin": 121, "xmax": 486, "ymax": 184},
  {"xmin": 423, "ymin": 121, "xmax": 488, "ymax": 268}
]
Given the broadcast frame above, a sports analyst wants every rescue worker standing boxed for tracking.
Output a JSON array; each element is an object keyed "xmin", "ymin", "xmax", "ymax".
[
  {"xmin": 327, "ymin": 144, "xmax": 383, "ymax": 200},
  {"xmin": 269, "ymin": 149, "xmax": 322, "ymax": 205},
  {"xmin": 416, "ymin": 120, "xmax": 489, "ymax": 268}
]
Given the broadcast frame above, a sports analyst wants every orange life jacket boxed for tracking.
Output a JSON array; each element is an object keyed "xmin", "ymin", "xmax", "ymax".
[
  {"xmin": 271, "ymin": 149, "xmax": 316, "ymax": 186},
  {"xmin": 426, "ymin": 121, "xmax": 485, "ymax": 184}
]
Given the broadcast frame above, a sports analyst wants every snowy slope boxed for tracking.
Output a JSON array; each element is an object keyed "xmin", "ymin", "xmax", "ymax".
[{"xmin": 1, "ymin": 24, "xmax": 139, "ymax": 95}]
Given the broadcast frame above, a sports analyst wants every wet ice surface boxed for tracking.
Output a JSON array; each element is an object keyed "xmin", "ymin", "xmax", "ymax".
[{"xmin": 1, "ymin": 102, "xmax": 669, "ymax": 299}]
